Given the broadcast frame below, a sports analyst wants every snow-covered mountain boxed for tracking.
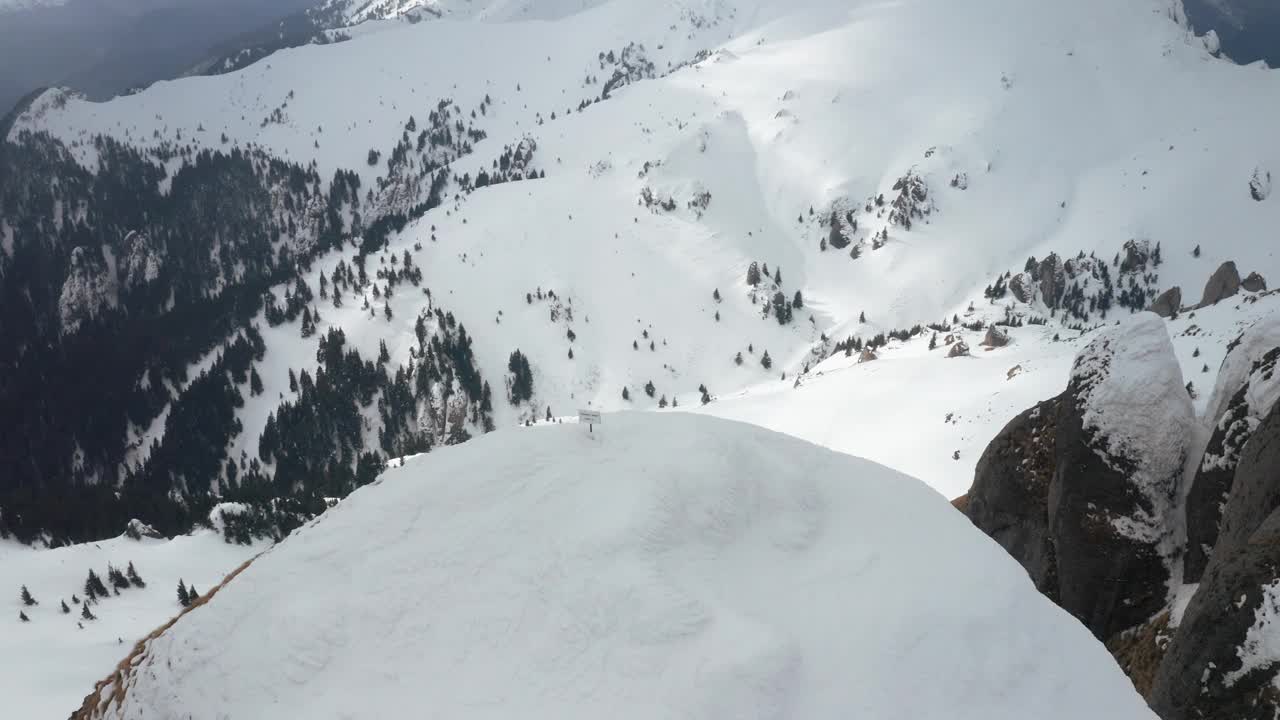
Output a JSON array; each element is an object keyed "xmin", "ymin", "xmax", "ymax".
[
  {"xmin": 3, "ymin": 0, "xmax": 1280, "ymax": 714},
  {"xmin": 69, "ymin": 413, "xmax": 1156, "ymax": 720},
  {"xmin": 8, "ymin": 0, "xmax": 1277, "ymax": 503}
]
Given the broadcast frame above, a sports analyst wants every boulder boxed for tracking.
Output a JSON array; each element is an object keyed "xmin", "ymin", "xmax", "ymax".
[
  {"xmin": 982, "ymin": 326, "xmax": 1010, "ymax": 348},
  {"xmin": 947, "ymin": 341, "xmax": 971, "ymax": 358},
  {"xmin": 1121, "ymin": 239, "xmax": 1152, "ymax": 274},
  {"xmin": 1198, "ymin": 261, "xmax": 1242, "ymax": 308},
  {"xmin": 1243, "ymin": 272, "xmax": 1268, "ymax": 293},
  {"xmin": 857, "ymin": 348, "xmax": 878, "ymax": 363},
  {"xmin": 1049, "ymin": 314, "xmax": 1193, "ymax": 638},
  {"xmin": 1249, "ymin": 167, "xmax": 1272, "ymax": 202},
  {"xmin": 964, "ymin": 397, "xmax": 1062, "ymax": 599},
  {"xmin": 1151, "ymin": 403, "xmax": 1280, "ymax": 720},
  {"xmin": 1149, "ymin": 286, "xmax": 1182, "ymax": 318}
]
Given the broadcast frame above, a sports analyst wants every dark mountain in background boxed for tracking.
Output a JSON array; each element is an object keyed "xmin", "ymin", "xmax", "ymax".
[
  {"xmin": 1184, "ymin": 0, "xmax": 1280, "ymax": 66},
  {"xmin": 0, "ymin": 0, "xmax": 318, "ymax": 113}
]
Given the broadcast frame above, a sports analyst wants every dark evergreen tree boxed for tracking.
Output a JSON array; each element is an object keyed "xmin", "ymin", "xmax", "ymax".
[
  {"xmin": 507, "ymin": 350, "xmax": 534, "ymax": 404},
  {"xmin": 288, "ymin": 368, "xmax": 299, "ymax": 393},
  {"xmin": 793, "ymin": 291, "xmax": 803, "ymax": 309},
  {"xmin": 177, "ymin": 580, "xmax": 190, "ymax": 607},
  {"xmin": 644, "ymin": 380, "xmax": 656, "ymax": 398},
  {"xmin": 746, "ymin": 262, "xmax": 761, "ymax": 286},
  {"xmin": 19, "ymin": 611, "xmax": 29, "ymax": 622},
  {"xmin": 81, "ymin": 603, "xmax": 95, "ymax": 621},
  {"xmin": 249, "ymin": 368, "xmax": 263, "ymax": 396},
  {"xmin": 126, "ymin": 562, "xmax": 145, "ymax": 588},
  {"xmin": 61, "ymin": 599, "xmax": 70, "ymax": 614},
  {"xmin": 20, "ymin": 585, "xmax": 36, "ymax": 606},
  {"xmin": 713, "ymin": 288, "xmax": 721, "ymax": 302},
  {"xmin": 761, "ymin": 351, "xmax": 773, "ymax": 370},
  {"xmin": 622, "ymin": 386, "xmax": 631, "ymax": 401}
]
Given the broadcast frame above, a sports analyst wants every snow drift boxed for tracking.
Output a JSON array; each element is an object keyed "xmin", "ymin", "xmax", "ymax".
[{"xmin": 80, "ymin": 413, "xmax": 1153, "ymax": 719}]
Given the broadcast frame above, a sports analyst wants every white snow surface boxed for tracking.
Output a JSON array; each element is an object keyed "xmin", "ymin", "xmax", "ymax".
[
  {"xmin": 1069, "ymin": 313, "xmax": 1194, "ymax": 544},
  {"xmin": 88, "ymin": 413, "xmax": 1155, "ymax": 720},
  {"xmin": 0, "ymin": 530, "xmax": 262, "ymax": 720}
]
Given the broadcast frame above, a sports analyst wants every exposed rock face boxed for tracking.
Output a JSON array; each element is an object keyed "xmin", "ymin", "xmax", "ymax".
[
  {"xmin": 1149, "ymin": 286, "xmax": 1182, "ymax": 318},
  {"xmin": 947, "ymin": 340, "xmax": 971, "ymax": 358},
  {"xmin": 1039, "ymin": 253, "xmax": 1066, "ymax": 310},
  {"xmin": 1151, "ymin": 403, "xmax": 1280, "ymax": 720},
  {"xmin": 857, "ymin": 348, "xmax": 878, "ymax": 363},
  {"xmin": 965, "ymin": 397, "xmax": 1061, "ymax": 599},
  {"xmin": 1199, "ymin": 261, "xmax": 1242, "ymax": 308},
  {"xmin": 1009, "ymin": 271, "xmax": 1034, "ymax": 303},
  {"xmin": 1243, "ymin": 272, "xmax": 1268, "ymax": 293},
  {"xmin": 1249, "ymin": 166, "xmax": 1272, "ymax": 202},
  {"xmin": 59, "ymin": 245, "xmax": 117, "ymax": 335},
  {"xmin": 982, "ymin": 326, "xmax": 1010, "ymax": 348},
  {"xmin": 1121, "ymin": 239, "xmax": 1152, "ymax": 274},
  {"xmin": 1185, "ymin": 317, "xmax": 1280, "ymax": 582},
  {"xmin": 967, "ymin": 314, "xmax": 1194, "ymax": 640},
  {"xmin": 119, "ymin": 231, "xmax": 166, "ymax": 291},
  {"xmin": 1050, "ymin": 315, "xmax": 1194, "ymax": 638}
]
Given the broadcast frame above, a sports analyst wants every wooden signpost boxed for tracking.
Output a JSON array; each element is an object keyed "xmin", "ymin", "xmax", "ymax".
[{"xmin": 579, "ymin": 409, "xmax": 602, "ymax": 432}]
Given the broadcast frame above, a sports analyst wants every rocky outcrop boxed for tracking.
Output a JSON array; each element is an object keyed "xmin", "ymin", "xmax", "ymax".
[
  {"xmin": 1243, "ymin": 272, "xmax": 1268, "ymax": 293},
  {"xmin": 1198, "ymin": 261, "xmax": 1242, "ymax": 308},
  {"xmin": 1185, "ymin": 317, "xmax": 1280, "ymax": 582},
  {"xmin": 1249, "ymin": 166, "xmax": 1272, "ymax": 202},
  {"xmin": 966, "ymin": 314, "xmax": 1193, "ymax": 639},
  {"xmin": 1009, "ymin": 272, "xmax": 1034, "ymax": 303},
  {"xmin": 947, "ymin": 341, "xmax": 971, "ymax": 358},
  {"xmin": 1149, "ymin": 286, "xmax": 1181, "ymax": 318},
  {"xmin": 965, "ymin": 397, "xmax": 1061, "ymax": 599},
  {"xmin": 118, "ymin": 231, "xmax": 166, "ymax": 291},
  {"xmin": 1039, "ymin": 253, "xmax": 1066, "ymax": 310},
  {"xmin": 1151, "ymin": 403, "xmax": 1280, "ymax": 720},
  {"xmin": 59, "ymin": 245, "xmax": 118, "ymax": 335},
  {"xmin": 982, "ymin": 326, "xmax": 1010, "ymax": 348},
  {"xmin": 1050, "ymin": 315, "xmax": 1194, "ymax": 638}
]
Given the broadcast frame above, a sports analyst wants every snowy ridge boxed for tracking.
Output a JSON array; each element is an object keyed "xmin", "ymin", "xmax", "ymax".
[{"xmin": 80, "ymin": 414, "xmax": 1155, "ymax": 720}]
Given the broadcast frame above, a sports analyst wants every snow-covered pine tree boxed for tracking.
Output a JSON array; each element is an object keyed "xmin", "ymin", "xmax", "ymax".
[{"xmin": 20, "ymin": 585, "xmax": 36, "ymax": 606}]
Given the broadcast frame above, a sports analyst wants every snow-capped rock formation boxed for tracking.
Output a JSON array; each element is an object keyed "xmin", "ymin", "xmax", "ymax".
[
  {"xmin": 59, "ymin": 246, "xmax": 117, "ymax": 334},
  {"xmin": 1185, "ymin": 315, "xmax": 1280, "ymax": 581},
  {"xmin": 74, "ymin": 413, "xmax": 1155, "ymax": 720},
  {"xmin": 967, "ymin": 313, "xmax": 1194, "ymax": 639}
]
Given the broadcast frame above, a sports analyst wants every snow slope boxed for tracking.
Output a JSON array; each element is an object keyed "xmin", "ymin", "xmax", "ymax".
[
  {"xmin": 0, "ymin": 525, "xmax": 262, "ymax": 720},
  {"xmin": 82, "ymin": 413, "xmax": 1156, "ymax": 720}
]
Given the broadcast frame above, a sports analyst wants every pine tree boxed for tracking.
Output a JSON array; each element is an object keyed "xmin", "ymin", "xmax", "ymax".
[
  {"xmin": 622, "ymin": 387, "xmax": 631, "ymax": 401},
  {"xmin": 61, "ymin": 599, "xmax": 70, "ymax": 614},
  {"xmin": 85, "ymin": 570, "xmax": 107, "ymax": 600},
  {"xmin": 658, "ymin": 395, "xmax": 668, "ymax": 408},
  {"xmin": 714, "ymin": 311, "xmax": 720, "ymax": 322},
  {"xmin": 19, "ymin": 611, "xmax": 29, "ymax": 622},
  {"xmin": 288, "ymin": 368, "xmax": 299, "ymax": 393},
  {"xmin": 774, "ymin": 268, "xmax": 782, "ymax": 285},
  {"xmin": 700, "ymin": 388, "xmax": 712, "ymax": 405},
  {"xmin": 644, "ymin": 380, "xmax": 656, "ymax": 398},
  {"xmin": 81, "ymin": 603, "xmax": 95, "ymax": 621},
  {"xmin": 249, "ymin": 367, "xmax": 263, "ymax": 396},
  {"xmin": 792, "ymin": 290, "xmax": 803, "ymax": 309},
  {"xmin": 746, "ymin": 262, "xmax": 761, "ymax": 286},
  {"xmin": 1192, "ymin": 244, "xmax": 1201, "ymax": 258},
  {"xmin": 632, "ymin": 340, "xmax": 639, "ymax": 350},
  {"xmin": 761, "ymin": 351, "xmax": 773, "ymax": 370},
  {"xmin": 545, "ymin": 406, "xmax": 552, "ymax": 422},
  {"xmin": 735, "ymin": 352, "xmax": 744, "ymax": 366},
  {"xmin": 189, "ymin": 586, "xmax": 200, "ymax": 602},
  {"xmin": 859, "ymin": 311, "xmax": 867, "ymax": 323},
  {"xmin": 177, "ymin": 580, "xmax": 190, "ymax": 607},
  {"xmin": 20, "ymin": 585, "xmax": 36, "ymax": 607},
  {"xmin": 929, "ymin": 333, "xmax": 938, "ymax": 350},
  {"xmin": 713, "ymin": 288, "xmax": 721, "ymax": 302},
  {"xmin": 126, "ymin": 562, "xmax": 145, "ymax": 588}
]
